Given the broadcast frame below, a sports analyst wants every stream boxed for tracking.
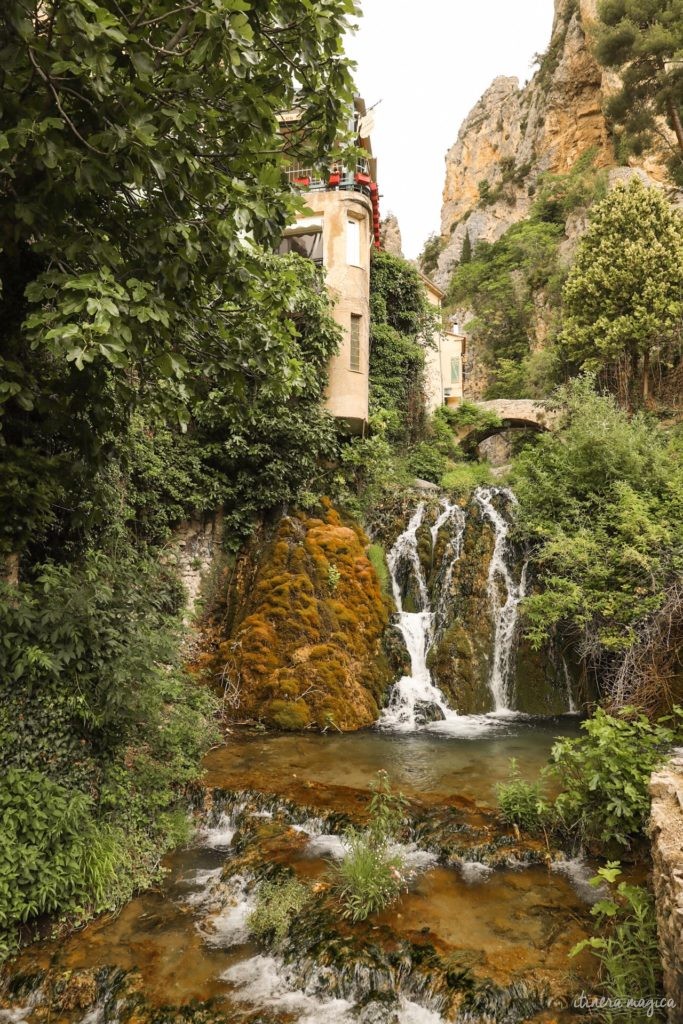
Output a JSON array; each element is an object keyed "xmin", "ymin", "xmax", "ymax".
[{"xmin": 1, "ymin": 493, "xmax": 598, "ymax": 1024}]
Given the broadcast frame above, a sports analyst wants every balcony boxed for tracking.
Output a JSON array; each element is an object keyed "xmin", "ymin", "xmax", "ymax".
[{"xmin": 285, "ymin": 159, "xmax": 374, "ymax": 200}]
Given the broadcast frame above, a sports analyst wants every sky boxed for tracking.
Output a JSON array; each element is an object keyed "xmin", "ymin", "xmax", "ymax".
[{"xmin": 346, "ymin": 0, "xmax": 555, "ymax": 259}]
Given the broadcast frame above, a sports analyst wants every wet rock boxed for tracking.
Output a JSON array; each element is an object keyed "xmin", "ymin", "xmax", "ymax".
[{"xmin": 413, "ymin": 701, "xmax": 446, "ymax": 725}]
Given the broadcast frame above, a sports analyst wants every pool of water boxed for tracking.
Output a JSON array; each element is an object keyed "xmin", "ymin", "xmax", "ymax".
[
  {"xmin": 205, "ymin": 716, "xmax": 583, "ymax": 807},
  {"xmin": 4, "ymin": 719, "xmax": 595, "ymax": 1024}
]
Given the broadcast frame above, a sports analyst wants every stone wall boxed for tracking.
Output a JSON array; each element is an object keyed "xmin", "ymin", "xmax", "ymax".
[
  {"xmin": 171, "ymin": 510, "xmax": 224, "ymax": 619},
  {"xmin": 649, "ymin": 750, "xmax": 683, "ymax": 1021}
]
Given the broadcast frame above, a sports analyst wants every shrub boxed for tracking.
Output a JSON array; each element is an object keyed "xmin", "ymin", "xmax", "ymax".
[
  {"xmin": 495, "ymin": 759, "xmax": 550, "ymax": 833},
  {"xmin": 248, "ymin": 876, "xmax": 310, "ymax": 944},
  {"xmin": 331, "ymin": 771, "xmax": 408, "ymax": 922},
  {"xmin": 331, "ymin": 830, "xmax": 406, "ymax": 923},
  {"xmin": 0, "ymin": 769, "xmax": 122, "ymax": 956},
  {"xmin": 441, "ymin": 461, "xmax": 494, "ymax": 494},
  {"xmin": 547, "ymin": 707, "xmax": 681, "ymax": 847},
  {"xmin": 571, "ymin": 863, "xmax": 663, "ymax": 1022}
]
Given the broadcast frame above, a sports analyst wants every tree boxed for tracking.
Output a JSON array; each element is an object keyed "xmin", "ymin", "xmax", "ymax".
[
  {"xmin": 0, "ymin": 0, "xmax": 356, "ymax": 431},
  {"xmin": 561, "ymin": 178, "xmax": 683, "ymax": 404},
  {"xmin": 595, "ymin": 0, "xmax": 683, "ymax": 183},
  {"xmin": 460, "ymin": 231, "xmax": 472, "ymax": 264}
]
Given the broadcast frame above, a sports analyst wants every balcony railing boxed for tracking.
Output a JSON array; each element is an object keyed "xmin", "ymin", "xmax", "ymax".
[{"xmin": 285, "ymin": 159, "xmax": 373, "ymax": 197}]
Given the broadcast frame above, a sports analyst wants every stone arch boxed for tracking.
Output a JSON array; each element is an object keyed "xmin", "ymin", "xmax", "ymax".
[{"xmin": 454, "ymin": 400, "xmax": 560, "ymax": 452}]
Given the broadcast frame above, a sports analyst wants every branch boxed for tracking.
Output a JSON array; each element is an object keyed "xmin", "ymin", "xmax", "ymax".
[{"xmin": 26, "ymin": 46, "xmax": 105, "ymax": 154}]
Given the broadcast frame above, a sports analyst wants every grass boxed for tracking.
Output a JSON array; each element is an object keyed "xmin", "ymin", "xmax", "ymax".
[{"xmin": 367, "ymin": 543, "xmax": 391, "ymax": 596}]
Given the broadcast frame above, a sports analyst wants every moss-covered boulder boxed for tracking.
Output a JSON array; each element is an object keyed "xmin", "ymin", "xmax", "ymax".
[{"xmin": 211, "ymin": 502, "xmax": 393, "ymax": 731}]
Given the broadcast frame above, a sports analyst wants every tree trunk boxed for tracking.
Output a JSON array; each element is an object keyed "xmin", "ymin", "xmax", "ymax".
[
  {"xmin": 643, "ymin": 348, "xmax": 651, "ymax": 407},
  {"xmin": 665, "ymin": 95, "xmax": 683, "ymax": 159}
]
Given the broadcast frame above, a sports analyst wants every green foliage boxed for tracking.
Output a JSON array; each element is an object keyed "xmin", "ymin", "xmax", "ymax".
[
  {"xmin": 532, "ymin": 149, "xmax": 608, "ymax": 224},
  {"xmin": 561, "ymin": 179, "xmax": 683, "ymax": 405},
  {"xmin": 446, "ymin": 152, "xmax": 611, "ymax": 399},
  {"xmin": 547, "ymin": 708, "xmax": 680, "ymax": 846},
  {"xmin": 442, "ymin": 401, "xmax": 502, "ymax": 431},
  {"xmin": 0, "ymin": 551, "xmax": 217, "ymax": 954},
  {"xmin": 367, "ymin": 544, "xmax": 391, "ymax": 597},
  {"xmin": 0, "ymin": 770, "xmax": 121, "ymax": 955},
  {"xmin": 495, "ymin": 760, "xmax": 549, "ymax": 833},
  {"xmin": 460, "ymin": 231, "xmax": 472, "ymax": 264},
  {"xmin": 0, "ymin": 0, "xmax": 357, "ymax": 431},
  {"xmin": 327, "ymin": 563, "xmax": 341, "ymax": 592},
  {"xmin": 248, "ymin": 876, "xmax": 310, "ymax": 945},
  {"xmin": 419, "ymin": 234, "xmax": 445, "ymax": 277},
  {"xmin": 446, "ymin": 219, "xmax": 564, "ymax": 398},
  {"xmin": 407, "ymin": 442, "xmax": 448, "ymax": 484},
  {"xmin": 571, "ymin": 863, "xmax": 663, "ymax": 1022},
  {"xmin": 369, "ymin": 250, "xmax": 436, "ymax": 446},
  {"xmin": 514, "ymin": 378, "xmax": 683, "ymax": 661},
  {"xmin": 595, "ymin": 0, "xmax": 683, "ymax": 184},
  {"xmin": 331, "ymin": 771, "xmax": 408, "ymax": 922},
  {"xmin": 440, "ymin": 461, "xmax": 495, "ymax": 494}
]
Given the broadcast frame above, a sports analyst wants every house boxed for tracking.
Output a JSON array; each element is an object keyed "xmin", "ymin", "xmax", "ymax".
[
  {"xmin": 278, "ymin": 98, "xmax": 380, "ymax": 434},
  {"xmin": 419, "ymin": 273, "xmax": 465, "ymax": 412}
]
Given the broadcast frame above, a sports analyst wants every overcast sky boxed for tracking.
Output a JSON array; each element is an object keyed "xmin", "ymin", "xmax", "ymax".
[{"xmin": 346, "ymin": 1, "xmax": 555, "ymax": 258}]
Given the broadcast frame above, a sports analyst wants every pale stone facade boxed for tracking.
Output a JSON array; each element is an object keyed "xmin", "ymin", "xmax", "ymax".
[
  {"xmin": 420, "ymin": 274, "xmax": 465, "ymax": 412},
  {"xmin": 286, "ymin": 188, "xmax": 374, "ymax": 433}
]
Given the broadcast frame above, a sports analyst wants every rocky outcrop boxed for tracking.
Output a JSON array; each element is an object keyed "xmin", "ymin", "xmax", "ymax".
[
  {"xmin": 209, "ymin": 502, "xmax": 393, "ymax": 731},
  {"xmin": 432, "ymin": 0, "xmax": 667, "ymax": 290},
  {"xmin": 650, "ymin": 751, "xmax": 683, "ymax": 1022},
  {"xmin": 380, "ymin": 213, "xmax": 404, "ymax": 257},
  {"xmin": 426, "ymin": 494, "xmax": 577, "ymax": 715},
  {"xmin": 170, "ymin": 511, "xmax": 224, "ymax": 619}
]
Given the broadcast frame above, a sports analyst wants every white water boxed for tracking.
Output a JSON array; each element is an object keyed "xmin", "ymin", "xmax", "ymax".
[
  {"xmin": 378, "ymin": 500, "xmax": 502, "ymax": 736},
  {"xmin": 474, "ymin": 487, "xmax": 527, "ymax": 712},
  {"xmin": 223, "ymin": 954, "xmax": 448, "ymax": 1024}
]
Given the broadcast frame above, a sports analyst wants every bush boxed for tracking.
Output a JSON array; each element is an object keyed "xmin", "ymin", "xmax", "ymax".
[
  {"xmin": 495, "ymin": 759, "xmax": 549, "ymax": 833},
  {"xmin": 571, "ymin": 863, "xmax": 663, "ymax": 1022},
  {"xmin": 548, "ymin": 707, "xmax": 681, "ymax": 847},
  {"xmin": 331, "ymin": 771, "xmax": 408, "ymax": 922},
  {"xmin": 514, "ymin": 378, "xmax": 683, "ymax": 694},
  {"xmin": 0, "ymin": 770, "xmax": 122, "ymax": 957},
  {"xmin": 0, "ymin": 552, "xmax": 217, "ymax": 955},
  {"xmin": 248, "ymin": 876, "xmax": 310, "ymax": 944},
  {"xmin": 441, "ymin": 462, "xmax": 494, "ymax": 494}
]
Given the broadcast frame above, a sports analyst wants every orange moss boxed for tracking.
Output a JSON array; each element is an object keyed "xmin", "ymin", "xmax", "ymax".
[{"xmin": 208, "ymin": 505, "xmax": 391, "ymax": 732}]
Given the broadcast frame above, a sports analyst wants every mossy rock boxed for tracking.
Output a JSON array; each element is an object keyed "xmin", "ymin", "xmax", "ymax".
[{"xmin": 268, "ymin": 699, "xmax": 312, "ymax": 731}]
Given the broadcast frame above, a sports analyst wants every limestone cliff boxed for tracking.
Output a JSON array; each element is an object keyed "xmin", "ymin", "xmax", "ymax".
[
  {"xmin": 379, "ymin": 213, "xmax": 403, "ymax": 257},
  {"xmin": 432, "ymin": 0, "xmax": 666, "ymax": 289}
]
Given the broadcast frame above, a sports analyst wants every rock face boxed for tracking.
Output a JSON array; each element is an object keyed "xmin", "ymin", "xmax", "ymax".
[
  {"xmin": 423, "ymin": 494, "xmax": 578, "ymax": 716},
  {"xmin": 210, "ymin": 502, "xmax": 393, "ymax": 731},
  {"xmin": 649, "ymin": 752, "xmax": 683, "ymax": 1021},
  {"xmin": 379, "ymin": 213, "xmax": 404, "ymax": 257},
  {"xmin": 433, "ymin": 0, "xmax": 666, "ymax": 290}
]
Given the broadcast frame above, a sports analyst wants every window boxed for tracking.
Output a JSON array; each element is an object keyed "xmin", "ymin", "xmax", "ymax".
[
  {"xmin": 450, "ymin": 356, "xmax": 461, "ymax": 383},
  {"xmin": 346, "ymin": 217, "xmax": 361, "ymax": 266},
  {"xmin": 278, "ymin": 231, "xmax": 323, "ymax": 265},
  {"xmin": 350, "ymin": 315, "xmax": 362, "ymax": 372}
]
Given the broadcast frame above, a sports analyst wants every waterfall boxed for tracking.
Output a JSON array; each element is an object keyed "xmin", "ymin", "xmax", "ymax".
[
  {"xmin": 379, "ymin": 489, "xmax": 528, "ymax": 733},
  {"xmin": 430, "ymin": 500, "xmax": 466, "ymax": 637},
  {"xmin": 474, "ymin": 487, "xmax": 527, "ymax": 713},
  {"xmin": 378, "ymin": 500, "xmax": 493, "ymax": 736}
]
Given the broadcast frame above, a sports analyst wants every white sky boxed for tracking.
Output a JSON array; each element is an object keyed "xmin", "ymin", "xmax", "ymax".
[{"xmin": 346, "ymin": 0, "xmax": 555, "ymax": 258}]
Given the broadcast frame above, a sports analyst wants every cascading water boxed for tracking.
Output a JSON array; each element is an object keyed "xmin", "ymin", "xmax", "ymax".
[
  {"xmin": 379, "ymin": 489, "xmax": 529, "ymax": 732},
  {"xmin": 379, "ymin": 500, "xmax": 494, "ymax": 735},
  {"xmin": 474, "ymin": 486, "xmax": 527, "ymax": 713}
]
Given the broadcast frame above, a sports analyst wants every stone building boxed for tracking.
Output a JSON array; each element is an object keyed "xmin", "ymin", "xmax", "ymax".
[
  {"xmin": 279, "ymin": 97, "xmax": 380, "ymax": 433},
  {"xmin": 420, "ymin": 273, "xmax": 465, "ymax": 412}
]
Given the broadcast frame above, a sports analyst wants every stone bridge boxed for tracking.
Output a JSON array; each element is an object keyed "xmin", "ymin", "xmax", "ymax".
[{"xmin": 454, "ymin": 399, "xmax": 561, "ymax": 450}]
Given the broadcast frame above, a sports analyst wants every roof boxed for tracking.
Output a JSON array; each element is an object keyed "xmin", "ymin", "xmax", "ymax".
[{"xmin": 417, "ymin": 270, "xmax": 445, "ymax": 301}]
